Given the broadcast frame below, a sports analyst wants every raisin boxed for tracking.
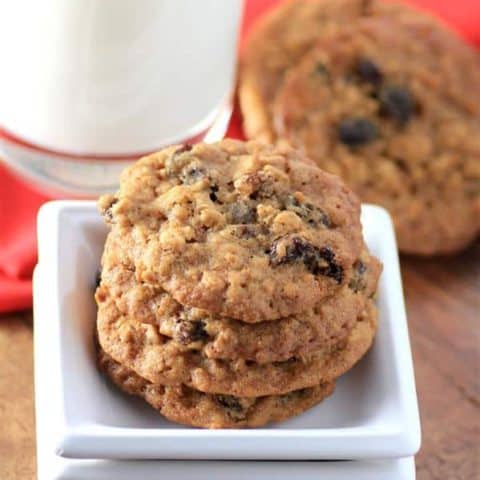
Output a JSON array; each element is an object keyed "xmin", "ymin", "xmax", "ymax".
[
  {"xmin": 284, "ymin": 195, "xmax": 331, "ymax": 227},
  {"xmin": 315, "ymin": 63, "xmax": 330, "ymax": 78},
  {"xmin": 269, "ymin": 237, "xmax": 343, "ymax": 283},
  {"xmin": 338, "ymin": 118, "xmax": 377, "ymax": 147},
  {"xmin": 355, "ymin": 58, "xmax": 383, "ymax": 86},
  {"xmin": 278, "ymin": 357, "xmax": 298, "ymax": 366},
  {"xmin": 101, "ymin": 197, "xmax": 118, "ymax": 222},
  {"xmin": 176, "ymin": 321, "xmax": 208, "ymax": 345},
  {"xmin": 180, "ymin": 165, "xmax": 206, "ymax": 184},
  {"xmin": 379, "ymin": 85, "xmax": 414, "ymax": 125},
  {"xmin": 209, "ymin": 184, "xmax": 219, "ymax": 202},
  {"xmin": 244, "ymin": 173, "xmax": 275, "ymax": 200},
  {"xmin": 356, "ymin": 260, "xmax": 367, "ymax": 275},
  {"xmin": 226, "ymin": 202, "xmax": 257, "ymax": 224},
  {"xmin": 216, "ymin": 395, "xmax": 244, "ymax": 413},
  {"xmin": 348, "ymin": 260, "xmax": 367, "ymax": 293},
  {"xmin": 165, "ymin": 144, "xmax": 195, "ymax": 177},
  {"xmin": 104, "ymin": 208, "xmax": 113, "ymax": 222},
  {"xmin": 94, "ymin": 269, "xmax": 102, "ymax": 289},
  {"xmin": 305, "ymin": 245, "xmax": 343, "ymax": 282}
]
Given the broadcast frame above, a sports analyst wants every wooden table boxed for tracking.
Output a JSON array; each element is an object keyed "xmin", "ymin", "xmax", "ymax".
[{"xmin": 1, "ymin": 244, "xmax": 479, "ymax": 480}]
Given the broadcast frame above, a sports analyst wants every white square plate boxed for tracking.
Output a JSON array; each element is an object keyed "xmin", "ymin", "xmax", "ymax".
[{"xmin": 34, "ymin": 201, "xmax": 420, "ymax": 461}]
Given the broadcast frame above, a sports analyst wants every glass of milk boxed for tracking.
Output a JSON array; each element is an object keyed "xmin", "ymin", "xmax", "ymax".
[{"xmin": 0, "ymin": 0, "xmax": 243, "ymax": 195}]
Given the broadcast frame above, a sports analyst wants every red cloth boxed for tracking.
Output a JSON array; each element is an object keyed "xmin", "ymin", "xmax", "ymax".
[{"xmin": 1, "ymin": 0, "xmax": 479, "ymax": 313}]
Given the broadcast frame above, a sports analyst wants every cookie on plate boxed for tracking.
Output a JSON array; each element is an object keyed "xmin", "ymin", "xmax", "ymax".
[
  {"xmin": 98, "ymin": 229, "xmax": 380, "ymax": 364},
  {"xmin": 100, "ymin": 140, "xmax": 364, "ymax": 322},
  {"xmin": 273, "ymin": 18, "xmax": 480, "ymax": 254},
  {"xmin": 96, "ymin": 285, "xmax": 377, "ymax": 397},
  {"xmin": 96, "ymin": 139, "xmax": 382, "ymax": 424},
  {"xmin": 239, "ymin": 0, "xmax": 423, "ymax": 141},
  {"xmin": 98, "ymin": 348, "xmax": 335, "ymax": 429}
]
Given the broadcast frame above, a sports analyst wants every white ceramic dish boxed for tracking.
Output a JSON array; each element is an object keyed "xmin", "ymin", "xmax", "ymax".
[
  {"xmin": 35, "ymin": 265, "xmax": 416, "ymax": 480},
  {"xmin": 34, "ymin": 201, "xmax": 420, "ymax": 461}
]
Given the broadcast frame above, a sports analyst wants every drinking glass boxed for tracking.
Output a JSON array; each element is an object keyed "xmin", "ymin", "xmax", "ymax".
[{"xmin": 0, "ymin": 0, "xmax": 243, "ymax": 195}]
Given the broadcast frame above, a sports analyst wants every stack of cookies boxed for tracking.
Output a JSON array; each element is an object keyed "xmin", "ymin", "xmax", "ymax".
[
  {"xmin": 95, "ymin": 140, "xmax": 381, "ymax": 428},
  {"xmin": 240, "ymin": 0, "xmax": 480, "ymax": 255}
]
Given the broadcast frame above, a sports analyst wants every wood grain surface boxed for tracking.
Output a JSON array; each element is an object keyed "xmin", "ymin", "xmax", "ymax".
[{"xmin": 0, "ymin": 244, "xmax": 479, "ymax": 480}]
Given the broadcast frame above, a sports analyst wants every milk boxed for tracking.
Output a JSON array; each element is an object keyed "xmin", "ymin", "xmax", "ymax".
[{"xmin": 0, "ymin": 0, "xmax": 242, "ymax": 156}]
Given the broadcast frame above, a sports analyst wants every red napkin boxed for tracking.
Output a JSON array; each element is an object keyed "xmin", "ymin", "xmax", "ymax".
[{"xmin": 1, "ymin": 0, "xmax": 478, "ymax": 313}]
